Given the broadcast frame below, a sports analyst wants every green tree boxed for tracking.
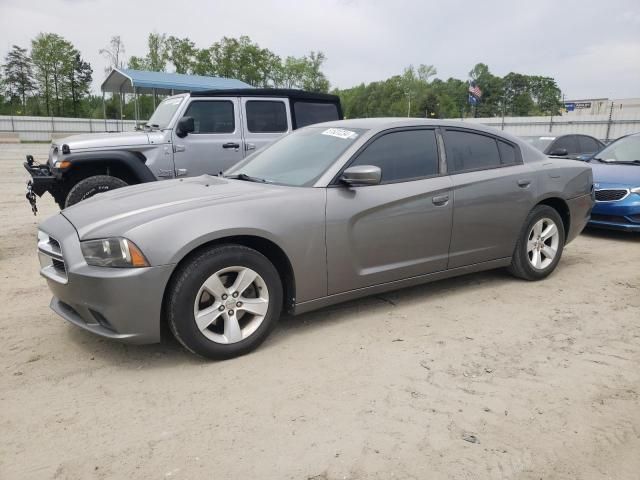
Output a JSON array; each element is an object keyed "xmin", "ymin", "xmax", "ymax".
[
  {"xmin": 31, "ymin": 33, "xmax": 77, "ymax": 116},
  {"xmin": 128, "ymin": 33, "xmax": 168, "ymax": 72},
  {"xmin": 468, "ymin": 63, "xmax": 503, "ymax": 117},
  {"xmin": 66, "ymin": 52, "xmax": 93, "ymax": 116},
  {"xmin": 166, "ymin": 36, "xmax": 197, "ymax": 74},
  {"xmin": 2, "ymin": 45, "xmax": 35, "ymax": 114}
]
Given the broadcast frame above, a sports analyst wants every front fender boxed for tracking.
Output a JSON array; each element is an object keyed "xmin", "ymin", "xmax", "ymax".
[{"xmin": 64, "ymin": 150, "xmax": 157, "ymax": 183}]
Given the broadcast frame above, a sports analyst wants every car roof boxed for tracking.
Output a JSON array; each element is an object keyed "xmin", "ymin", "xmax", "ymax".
[
  {"xmin": 312, "ymin": 117, "xmax": 523, "ymax": 141},
  {"xmin": 190, "ymin": 88, "xmax": 339, "ymax": 103}
]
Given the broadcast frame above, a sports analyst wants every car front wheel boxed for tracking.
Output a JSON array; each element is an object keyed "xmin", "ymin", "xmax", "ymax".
[
  {"xmin": 508, "ymin": 205, "xmax": 565, "ymax": 281},
  {"xmin": 166, "ymin": 245, "xmax": 283, "ymax": 359}
]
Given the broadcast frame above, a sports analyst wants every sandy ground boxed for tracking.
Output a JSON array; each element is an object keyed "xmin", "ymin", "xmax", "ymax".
[{"xmin": 1, "ymin": 143, "xmax": 639, "ymax": 480}]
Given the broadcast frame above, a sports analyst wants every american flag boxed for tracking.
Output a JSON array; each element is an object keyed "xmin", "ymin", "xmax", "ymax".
[{"xmin": 468, "ymin": 82, "xmax": 482, "ymax": 99}]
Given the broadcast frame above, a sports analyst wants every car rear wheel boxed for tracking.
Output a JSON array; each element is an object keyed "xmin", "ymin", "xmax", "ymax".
[
  {"xmin": 508, "ymin": 205, "xmax": 565, "ymax": 281},
  {"xmin": 64, "ymin": 175, "xmax": 128, "ymax": 208},
  {"xmin": 166, "ymin": 245, "xmax": 283, "ymax": 359}
]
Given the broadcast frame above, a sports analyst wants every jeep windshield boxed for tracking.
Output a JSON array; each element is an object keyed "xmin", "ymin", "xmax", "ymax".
[
  {"xmin": 145, "ymin": 96, "xmax": 184, "ymax": 130},
  {"xmin": 225, "ymin": 126, "xmax": 366, "ymax": 187}
]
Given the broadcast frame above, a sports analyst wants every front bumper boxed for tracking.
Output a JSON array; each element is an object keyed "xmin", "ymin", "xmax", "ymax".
[
  {"xmin": 38, "ymin": 213, "xmax": 175, "ymax": 344},
  {"xmin": 588, "ymin": 193, "xmax": 640, "ymax": 232},
  {"xmin": 24, "ymin": 156, "xmax": 61, "ymax": 214}
]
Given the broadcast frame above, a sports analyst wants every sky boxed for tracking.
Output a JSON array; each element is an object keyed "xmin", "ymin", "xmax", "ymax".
[{"xmin": 1, "ymin": 0, "xmax": 639, "ymax": 99}]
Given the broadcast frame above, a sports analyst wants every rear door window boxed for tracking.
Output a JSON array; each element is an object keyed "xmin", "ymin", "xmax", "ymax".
[
  {"xmin": 293, "ymin": 102, "xmax": 340, "ymax": 128},
  {"xmin": 444, "ymin": 130, "xmax": 501, "ymax": 172},
  {"xmin": 577, "ymin": 135, "xmax": 602, "ymax": 153},
  {"xmin": 497, "ymin": 141, "xmax": 519, "ymax": 165},
  {"xmin": 245, "ymin": 100, "xmax": 288, "ymax": 133},
  {"xmin": 551, "ymin": 136, "xmax": 579, "ymax": 154}
]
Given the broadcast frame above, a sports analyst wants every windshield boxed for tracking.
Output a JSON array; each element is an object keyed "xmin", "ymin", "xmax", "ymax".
[
  {"xmin": 522, "ymin": 136, "xmax": 555, "ymax": 152},
  {"xmin": 146, "ymin": 96, "xmax": 184, "ymax": 129},
  {"xmin": 226, "ymin": 126, "xmax": 366, "ymax": 186},
  {"xmin": 592, "ymin": 135, "xmax": 640, "ymax": 163}
]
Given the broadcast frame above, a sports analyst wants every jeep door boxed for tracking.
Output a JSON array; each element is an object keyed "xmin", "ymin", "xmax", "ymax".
[
  {"xmin": 326, "ymin": 128, "xmax": 453, "ymax": 294},
  {"xmin": 172, "ymin": 98, "xmax": 244, "ymax": 177},
  {"xmin": 442, "ymin": 128, "xmax": 535, "ymax": 268},
  {"xmin": 240, "ymin": 98, "xmax": 291, "ymax": 155}
]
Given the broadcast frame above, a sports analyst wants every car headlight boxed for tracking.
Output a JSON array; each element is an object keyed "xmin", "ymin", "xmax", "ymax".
[
  {"xmin": 80, "ymin": 238, "xmax": 149, "ymax": 268},
  {"xmin": 631, "ymin": 186, "xmax": 640, "ymax": 194}
]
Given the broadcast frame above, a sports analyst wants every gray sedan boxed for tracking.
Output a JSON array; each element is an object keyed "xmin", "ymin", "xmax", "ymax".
[{"xmin": 37, "ymin": 119, "xmax": 594, "ymax": 359}]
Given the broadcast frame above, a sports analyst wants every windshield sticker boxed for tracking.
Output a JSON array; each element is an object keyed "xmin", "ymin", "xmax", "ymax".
[{"xmin": 322, "ymin": 128, "xmax": 358, "ymax": 140}]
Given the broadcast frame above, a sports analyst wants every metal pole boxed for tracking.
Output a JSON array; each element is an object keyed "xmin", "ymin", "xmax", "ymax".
[
  {"xmin": 10, "ymin": 115, "xmax": 15, "ymax": 132},
  {"xmin": 605, "ymin": 101, "xmax": 614, "ymax": 142},
  {"xmin": 549, "ymin": 112, "xmax": 553, "ymax": 133},
  {"xmin": 102, "ymin": 92, "xmax": 107, "ymax": 131},
  {"xmin": 133, "ymin": 87, "xmax": 139, "ymax": 126},
  {"xmin": 119, "ymin": 89, "xmax": 123, "ymax": 132},
  {"xmin": 153, "ymin": 88, "xmax": 157, "ymax": 109}
]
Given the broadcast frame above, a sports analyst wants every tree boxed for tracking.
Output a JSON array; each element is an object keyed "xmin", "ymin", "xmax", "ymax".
[
  {"xmin": 417, "ymin": 64, "xmax": 437, "ymax": 83},
  {"xmin": 468, "ymin": 63, "xmax": 503, "ymax": 117},
  {"xmin": 128, "ymin": 32, "xmax": 168, "ymax": 72},
  {"xmin": 66, "ymin": 52, "xmax": 93, "ymax": 116},
  {"xmin": 99, "ymin": 36, "xmax": 126, "ymax": 74},
  {"xmin": 31, "ymin": 33, "xmax": 77, "ymax": 116},
  {"xmin": 2, "ymin": 45, "xmax": 35, "ymax": 113},
  {"xmin": 166, "ymin": 36, "xmax": 197, "ymax": 74}
]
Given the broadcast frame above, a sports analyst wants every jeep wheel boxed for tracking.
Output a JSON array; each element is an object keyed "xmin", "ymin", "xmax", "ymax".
[{"xmin": 64, "ymin": 175, "xmax": 128, "ymax": 207}]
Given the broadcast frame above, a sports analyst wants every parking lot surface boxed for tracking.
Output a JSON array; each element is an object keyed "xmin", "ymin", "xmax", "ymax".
[{"xmin": 1, "ymin": 144, "xmax": 639, "ymax": 479}]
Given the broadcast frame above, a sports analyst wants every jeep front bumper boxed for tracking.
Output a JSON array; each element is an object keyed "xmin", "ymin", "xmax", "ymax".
[{"xmin": 24, "ymin": 155, "xmax": 60, "ymax": 214}]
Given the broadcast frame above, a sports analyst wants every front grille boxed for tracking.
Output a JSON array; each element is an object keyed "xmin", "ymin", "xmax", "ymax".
[
  {"xmin": 37, "ymin": 231, "xmax": 67, "ymax": 283},
  {"xmin": 52, "ymin": 258, "xmax": 66, "ymax": 274},
  {"xmin": 595, "ymin": 189, "xmax": 628, "ymax": 202}
]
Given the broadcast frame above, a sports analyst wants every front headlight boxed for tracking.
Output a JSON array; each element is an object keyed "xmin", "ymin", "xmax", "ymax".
[
  {"xmin": 631, "ymin": 187, "xmax": 640, "ymax": 194},
  {"xmin": 80, "ymin": 238, "xmax": 149, "ymax": 268}
]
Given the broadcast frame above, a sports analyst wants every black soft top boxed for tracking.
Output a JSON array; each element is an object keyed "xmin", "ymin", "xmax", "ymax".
[{"xmin": 190, "ymin": 88, "xmax": 339, "ymax": 103}]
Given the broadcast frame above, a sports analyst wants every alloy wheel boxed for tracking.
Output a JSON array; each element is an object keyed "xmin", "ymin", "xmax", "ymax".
[
  {"xmin": 526, "ymin": 218, "xmax": 560, "ymax": 270},
  {"xmin": 193, "ymin": 266, "xmax": 269, "ymax": 344}
]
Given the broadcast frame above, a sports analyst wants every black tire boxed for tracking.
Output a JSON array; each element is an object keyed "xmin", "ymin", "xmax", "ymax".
[
  {"xmin": 166, "ymin": 245, "xmax": 283, "ymax": 360},
  {"xmin": 508, "ymin": 205, "xmax": 565, "ymax": 281},
  {"xmin": 64, "ymin": 175, "xmax": 128, "ymax": 208}
]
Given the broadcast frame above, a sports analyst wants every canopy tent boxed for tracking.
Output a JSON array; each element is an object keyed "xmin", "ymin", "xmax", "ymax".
[
  {"xmin": 100, "ymin": 68, "xmax": 252, "ymax": 126},
  {"xmin": 101, "ymin": 68, "xmax": 251, "ymax": 95}
]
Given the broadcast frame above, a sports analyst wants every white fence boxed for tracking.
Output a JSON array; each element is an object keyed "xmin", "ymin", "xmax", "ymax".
[
  {"xmin": 2, "ymin": 109, "xmax": 640, "ymax": 143},
  {"xmin": 0, "ymin": 115, "xmax": 139, "ymax": 142},
  {"xmin": 444, "ymin": 110, "xmax": 640, "ymax": 141}
]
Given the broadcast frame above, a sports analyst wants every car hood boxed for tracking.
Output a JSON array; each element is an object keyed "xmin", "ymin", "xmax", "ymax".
[
  {"xmin": 55, "ymin": 131, "xmax": 153, "ymax": 151},
  {"xmin": 61, "ymin": 176, "xmax": 287, "ymax": 239},
  {"xmin": 589, "ymin": 162, "xmax": 640, "ymax": 188}
]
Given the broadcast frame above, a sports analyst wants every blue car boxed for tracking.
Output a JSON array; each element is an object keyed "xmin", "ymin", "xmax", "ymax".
[{"xmin": 587, "ymin": 133, "xmax": 640, "ymax": 232}]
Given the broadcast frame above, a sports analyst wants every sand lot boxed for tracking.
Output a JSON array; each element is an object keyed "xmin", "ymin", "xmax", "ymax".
[{"xmin": 1, "ymin": 143, "xmax": 639, "ymax": 479}]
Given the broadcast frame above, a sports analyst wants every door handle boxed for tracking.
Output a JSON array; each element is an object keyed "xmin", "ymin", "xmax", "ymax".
[
  {"xmin": 245, "ymin": 143, "xmax": 256, "ymax": 151},
  {"xmin": 222, "ymin": 142, "xmax": 240, "ymax": 150},
  {"xmin": 432, "ymin": 194, "xmax": 449, "ymax": 206},
  {"xmin": 517, "ymin": 179, "xmax": 531, "ymax": 188}
]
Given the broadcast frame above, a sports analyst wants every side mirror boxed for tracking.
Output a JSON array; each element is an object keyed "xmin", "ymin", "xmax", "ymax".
[
  {"xmin": 340, "ymin": 165, "xmax": 382, "ymax": 186},
  {"xmin": 548, "ymin": 147, "xmax": 568, "ymax": 157},
  {"xmin": 175, "ymin": 116, "xmax": 195, "ymax": 138}
]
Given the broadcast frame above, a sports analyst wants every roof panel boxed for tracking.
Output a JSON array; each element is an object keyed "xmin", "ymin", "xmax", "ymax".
[{"xmin": 101, "ymin": 68, "xmax": 252, "ymax": 94}]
